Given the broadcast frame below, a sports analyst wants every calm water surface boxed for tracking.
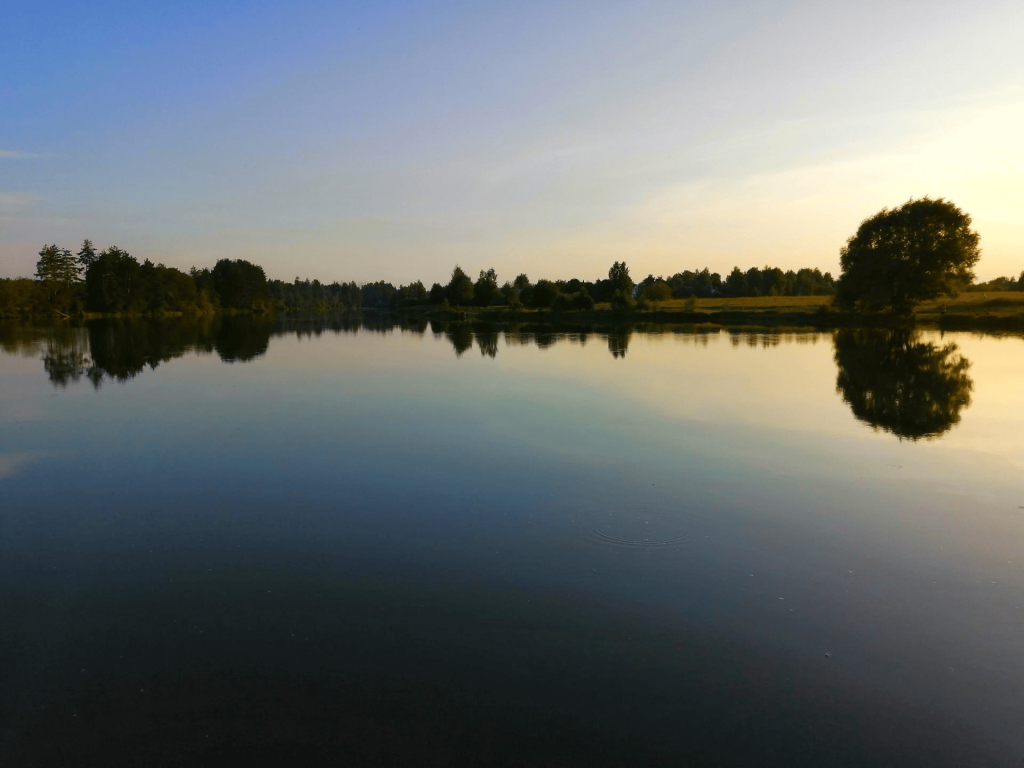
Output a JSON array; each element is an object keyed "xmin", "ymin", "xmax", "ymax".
[{"xmin": 1, "ymin": 317, "xmax": 1023, "ymax": 766}]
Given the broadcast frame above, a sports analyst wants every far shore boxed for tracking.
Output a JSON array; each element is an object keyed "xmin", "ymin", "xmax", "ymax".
[
  {"xmin": 5, "ymin": 292, "xmax": 1024, "ymax": 332},
  {"xmin": 401, "ymin": 292, "xmax": 1024, "ymax": 332}
]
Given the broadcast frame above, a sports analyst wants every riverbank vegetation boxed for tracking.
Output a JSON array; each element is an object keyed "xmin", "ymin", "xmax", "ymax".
[
  {"xmin": 3, "ymin": 203, "xmax": 1022, "ymax": 331},
  {"xmin": 0, "ymin": 237, "xmax": 843, "ymax": 319}
]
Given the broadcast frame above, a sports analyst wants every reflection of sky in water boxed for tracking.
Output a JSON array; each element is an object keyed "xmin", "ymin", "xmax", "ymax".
[
  {"xmin": 1, "ymin": 323, "xmax": 1023, "ymax": 765},
  {"xmin": 0, "ymin": 450, "xmax": 48, "ymax": 480}
]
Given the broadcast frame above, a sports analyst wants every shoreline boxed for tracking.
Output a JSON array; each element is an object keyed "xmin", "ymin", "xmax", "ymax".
[{"xmin": 5, "ymin": 293, "xmax": 1024, "ymax": 333}]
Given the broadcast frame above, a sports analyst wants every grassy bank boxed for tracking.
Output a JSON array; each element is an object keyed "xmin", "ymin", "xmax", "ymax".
[
  {"xmin": 402, "ymin": 292, "xmax": 1024, "ymax": 331},
  {"xmin": 10, "ymin": 293, "xmax": 1024, "ymax": 333}
]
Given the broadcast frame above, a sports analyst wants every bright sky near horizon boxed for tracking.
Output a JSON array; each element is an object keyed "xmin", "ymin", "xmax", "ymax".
[{"xmin": 2, "ymin": 0, "xmax": 1022, "ymax": 285}]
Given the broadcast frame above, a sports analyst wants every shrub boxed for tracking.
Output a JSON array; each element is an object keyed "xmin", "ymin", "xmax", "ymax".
[
  {"xmin": 611, "ymin": 290, "xmax": 634, "ymax": 311},
  {"xmin": 574, "ymin": 291, "xmax": 595, "ymax": 310},
  {"xmin": 645, "ymin": 281, "xmax": 673, "ymax": 302},
  {"xmin": 552, "ymin": 293, "xmax": 575, "ymax": 312},
  {"xmin": 532, "ymin": 280, "xmax": 560, "ymax": 308}
]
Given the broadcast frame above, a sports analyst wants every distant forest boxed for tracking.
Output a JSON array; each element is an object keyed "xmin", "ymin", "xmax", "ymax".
[{"xmin": 2, "ymin": 239, "xmax": 1021, "ymax": 317}]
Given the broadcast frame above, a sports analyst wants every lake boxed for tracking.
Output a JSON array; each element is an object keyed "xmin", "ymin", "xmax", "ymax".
[{"xmin": 1, "ymin": 316, "xmax": 1022, "ymax": 766}]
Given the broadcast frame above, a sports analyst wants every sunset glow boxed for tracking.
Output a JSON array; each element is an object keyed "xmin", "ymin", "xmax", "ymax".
[{"xmin": 2, "ymin": 1, "xmax": 1021, "ymax": 283}]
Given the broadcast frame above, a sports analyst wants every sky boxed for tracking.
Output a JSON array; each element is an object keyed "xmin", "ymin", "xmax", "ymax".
[{"xmin": 2, "ymin": 0, "xmax": 1022, "ymax": 285}]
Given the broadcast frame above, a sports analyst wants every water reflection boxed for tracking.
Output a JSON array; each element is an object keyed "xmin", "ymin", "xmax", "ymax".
[
  {"xmin": 833, "ymin": 329, "xmax": 974, "ymax": 441},
  {"xmin": 212, "ymin": 316, "xmax": 272, "ymax": 362},
  {"xmin": 0, "ymin": 318, "xmax": 986, "ymax": 443},
  {"xmin": 475, "ymin": 326, "xmax": 500, "ymax": 359},
  {"xmin": 607, "ymin": 330, "xmax": 630, "ymax": 359},
  {"xmin": 0, "ymin": 317, "xmax": 274, "ymax": 389}
]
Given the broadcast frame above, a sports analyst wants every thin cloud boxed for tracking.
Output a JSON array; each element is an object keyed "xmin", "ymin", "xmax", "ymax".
[
  {"xmin": 0, "ymin": 149, "xmax": 47, "ymax": 159},
  {"xmin": 0, "ymin": 192, "xmax": 40, "ymax": 214}
]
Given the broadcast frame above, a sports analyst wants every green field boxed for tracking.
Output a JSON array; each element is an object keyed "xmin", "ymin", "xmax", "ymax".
[
  {"xmin": 421, "ymin": 291, "xmax": 1024, "ymax": 331},
  {"xmin": 649, "ymin": 292, "xmax": 1024, "ymax": 321}
]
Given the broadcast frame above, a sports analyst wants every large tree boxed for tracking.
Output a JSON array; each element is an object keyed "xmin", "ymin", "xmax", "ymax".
[
  {"xmin": 77, "ymin": 239, "xmax": 98, "ymax": 271},
  {"xmin": 835, "ymin": 197, "xmax": 980, "ymax": 314},
  {"xmin": 608, "ymin": 261, "xmax": 633, "ymax": 295},
  {"xmin": 473, "ymin": 268, "xmax": 499, "ymax": 306},
  {"xmin": 446, "ymin": 265, "xmax": 474, "ymax": 306},
  {"xmin": 85, "ymin": 246, "xmax": 141, "ymax": 312},
  {"xmin": 211, "ymin": 258, "xmax": 269, "ymax": 310}
]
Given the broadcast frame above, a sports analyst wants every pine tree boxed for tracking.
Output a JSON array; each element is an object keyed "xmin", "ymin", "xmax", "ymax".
[
  {"xmin": 35, "ymin": 244, "xmax": 81, "ymax": 310},
  {"xmin": 77, "ymin": 239, "xmax": 98, "ymax": 272}
]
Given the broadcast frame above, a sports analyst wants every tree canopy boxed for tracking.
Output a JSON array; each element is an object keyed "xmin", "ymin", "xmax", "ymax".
[
  {"xmin": 35, "ymin": 244, "xmax": 81, "ymax": 311},
  {"xmin": 608, "ymin": 261, "xmax": 633, "ymax": 295},
  {"xmin": 85, "ymin": 247, "xmax": 142, "ymax": 313},
  {"xmin": 211, "ymin": 258, "xmax": 269, "ymax": 310},
  {"xmin": 446, "ymin": 266, "xmax": 474, "ymax": 306},
  {"xmin": 835, "ymin": 197, "xmax": 980, "ymax": 314}
]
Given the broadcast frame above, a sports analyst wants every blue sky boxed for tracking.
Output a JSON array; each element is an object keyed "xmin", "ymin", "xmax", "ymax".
[{"xmin": 2, "ymin": 0, "xmax": 1022, "ymax": 284}]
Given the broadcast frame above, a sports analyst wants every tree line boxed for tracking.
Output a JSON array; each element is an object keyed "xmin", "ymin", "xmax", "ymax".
[
  {"xmin": 3, "ymin": 197, "xmax": 1019, "ymax": 318},
  {"xmin": 1, "ymin": 239, "xmax": 841, "ymax": 317},
  {"xmin": 1, "ymin": 240, "xmax": 274, "ymax": 316},
  {"xmin": 965, "ymin": 273, "xmax": 1024, "ymax": 293}
]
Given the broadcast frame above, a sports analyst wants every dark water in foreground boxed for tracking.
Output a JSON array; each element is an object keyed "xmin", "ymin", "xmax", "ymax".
[{"xmin": 1, "ymin": 317, "xmax": 1023, "ymax": 766}]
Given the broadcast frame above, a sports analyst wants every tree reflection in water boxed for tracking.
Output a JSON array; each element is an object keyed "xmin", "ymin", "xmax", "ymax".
[
  {"xmin": 474, "ymin": 325, "xmax": 500, "ymax": 359},
  {"xmin": 445, "ymin": 324, "xmax": 475, "ymax": 358},
  {"xmin": 607, "ymin": 331, "xmax": 630, "ymax": 359},
  {"xmin": 8, "ymin": 316, "xmax": 275, "ymax": 389},
  {"xmin": 14, "ymin": 317, "xmax": 980, "ymax": 409},
  {"xmin": 833, "ymin": 329, "xmax": 974, "ymax": 441}
]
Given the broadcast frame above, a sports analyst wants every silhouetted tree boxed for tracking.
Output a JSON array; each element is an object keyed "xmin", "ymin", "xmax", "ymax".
[
  {"xmin": 76, "ymin": 239, "xmax": 98, "ymax": 272},
  {"xmin": 833, "ymin": 329, "xmax": 973, "ymax": 440},
  {"xmin": 86, "ymin": 247, "xmax": 141, "ymax": 312},
  {"xmin": 190, "ymin": 266, "xmax": 220, "ymax": 311},
  {"xmin": 642, "ymin": 279, "xmax": 672, "ymax": 302},
  {"xmin": 446, "ymin": 266, "xmax": 474, "ymax": 306},
  {"xmin": 608, "ymin": 261, "xmax": 633, "ymax": 295},
  {"xmin": 398, "ymin": 280, "xmax": 427, "ymax": 305},
  {"xmin": 723, "ymin": 267, "xmax": 747, "ymax": 296},
  {"xmin": 610, "ymin": 290, "xmax": 634, "ymax": 311},
  {"xmin": 359, "ymin": 280, "xmax": 397, "ymax": 308},
  {"xmin": 428, "ymin": 282, "xmax": 446, "ymax": 303},
  {"xmin": 574, "ymin": 288, "xmax": 595, "ymax": 310},
  {"xmin": 835, "ymin": 198, "xmax": 980, "ymax": 314},
  {"xmin": 552, "ymin": 293, "xmax": 574, "ymax": 312},
  {"xmin": 35, "ymin": 244, "xmax": 80, "ymax": 311},
  {"xmin": 474, "ymin": 268, "xmax": 500, "ymax": 306},
  {"xmin": 211, "ymin": 259, "xmax": 269, "ymax": 310},
  {"xmin": 531, "ymin": 279, "xmax": 560, "ymax": 308},
  {"xmin": 137, "ymin": 259, "xmax": 199, "ymax": 312}
]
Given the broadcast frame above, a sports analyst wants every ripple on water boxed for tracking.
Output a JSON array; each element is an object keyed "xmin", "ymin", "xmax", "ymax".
[{"xmin": 587, "ymin": 510, "xmax": 694, "ymax": 550}]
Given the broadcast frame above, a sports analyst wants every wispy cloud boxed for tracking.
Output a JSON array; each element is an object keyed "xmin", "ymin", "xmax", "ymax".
[
  {"xmin": 0, "ymin": 149, "xmax": 47, "ymax": 159},
  {"xmin": 0, "ymin": 192, "xmax": 40, "ymax": 215}
]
